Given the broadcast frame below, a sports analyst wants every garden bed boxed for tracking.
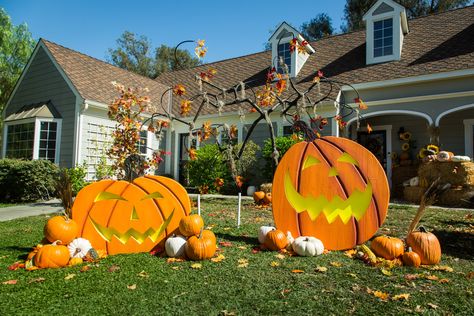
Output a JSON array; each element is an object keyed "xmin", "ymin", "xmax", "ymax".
[{"xmin": 0, "ymin": 199, "xmax": 473, "ymax": 314}]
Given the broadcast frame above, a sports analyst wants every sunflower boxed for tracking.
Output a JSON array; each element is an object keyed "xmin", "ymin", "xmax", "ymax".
[
  {"xmin": 402, "ymin": 143, "xmax": 410, "ymax": 151},
  {"xmin": 418, "ymin": 148, "xmax": 430, "ymax": 159},
  {"xmin": 426, "ymin": 144, "xmax": 439, "ymax": 154},
  {"xmin": 391, "ymin": 152, "xmax": 398, "ymax": 160},
  {"xmin": 400, "ymin": 132, "xmax": 412, "ymax": 141}
]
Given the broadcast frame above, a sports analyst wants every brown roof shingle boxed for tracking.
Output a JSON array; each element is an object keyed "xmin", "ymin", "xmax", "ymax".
[
  {"xmin": 42, "ymin": 39, "xmax": 170, "ymax": 112},
  {"xmin": 157, "ymin": 5, "xmax": 474, "ymax": 117}
]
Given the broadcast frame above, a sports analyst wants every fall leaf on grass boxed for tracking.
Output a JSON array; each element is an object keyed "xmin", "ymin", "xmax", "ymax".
[
  {"xmin": 427, "ymin": 303, "xmax": 439, "ymax": 309},
  {"xmin": 251, "ymin": 247, "xmax": 261, "ymax": 254},
  {"xmin": 8, "ymin": 262, "xmax": 24, "ymax": 271},
  {"xmin": 211, "ymin": 254, "xmax": 225, "ymax": 263},
  {"xmin": 367, "ymin": 288, "xmax": 389, "ymax": 301},
  {"xmin": 344, "ymin": 249, "xmax": 357, "ymax": 258},
  {"xmin": 381, "ymin": 268, "xmax": 392, "ymax": 276},
  {"xmin": 108, "ymin": 264, "xmax": 120, "ymax": 272},
  {"xmin": 292, "ymin": 269, "xmax": 304, "ymax": 274},
  {"xmin": 426, "ymin": 274, "xmax": 439, "ymax": 281},
  {"xmin": 392, "ymin": 293, "xmax": 410, "ymax": 301},
  {"xmin": 138, "ymin": 270, "xmax": 149, "ymax": 278},
  {"xmin": 237, "ymin": 246, "xmax": 247, "ymax": 250},
  {"xmin": 330, "ymin": 261, "xmax": 342, "ymax": 267},
  {"xmin": 347, "ymin": 273, "xmax": 358, "ymax": 279},
  {"xmin": 2, "ymin": 279, "xmax": 17, "ymax": 285},
  {"xmin": 270, "ymin": 261, "xmax": 280, "ymax": 267},
  {"xmin": 127, "ymin": 284, "xmax": 137, "ymax": 290},
  {"xmin": 466, "ymin": 272, "xmax": 474, "ymax": 279},
  {"xmin": 237, "ymin": 259, "xmax": 249, "ymax": 268},
  {"xmin": 219, "ymin": 241, "xmax": 232, "ymax": 247},
  {"xmin": 191, "ymin": 263, "xmax": 202, "ymax": 269},
  {"xmin": 405, "ymin": 274, "xmax": 421, "ymax": 280},
  {"xmin": 64, "ymin": 273, "xmax": 76, "ymax": 280},
  {"xmin": 429, "ymin": 265, "xmax": 453, "ymax": 272},
  {"xmin": 438, "ymin": 278, "xmax": 450, "ymax": 283},
  {"xmin": 167, "ymin": 258, "xmax": 185, "ymax": 263},
  {"xmin": 275, "ymin": 253, "xmax": 286, "ymax": 260},
  {"xmin": 315, "ymin": 266, "xmax": 327, "ymax": 273},
  {"xmin": 80, "ymin": 265, "xmax": 91, "ymax": 272},
  {"xmin": 28, "ymin": 277, "xmax": 45, "ymax": 284},
  {"xmin": 171, "ymin": 266, "xmax": 181, "ymax": 271}
]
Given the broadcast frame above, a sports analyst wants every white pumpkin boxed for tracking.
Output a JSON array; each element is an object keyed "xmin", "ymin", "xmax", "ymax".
[
  {"xmin": 409, "ymin": 177, "xmax": 419, "ymax": 187},
  {"xmin": 286, "ymin": 231, "xmax": 295, "ymax": 250},
  {"xmin": 68, "ymin": 238, "xmax": 92, "ymax": 258},
  {"xmin": 258, "ymin": 225, "xmax": 275, "ymax": 244},
  {"xmin": 452, "ymin": 155, "xmax": 471, "ymax": 162},
  {"xmin": 292, "ymin": 236, "xmax": 324, "ymax": 257},
  {"xmin": 437, "ymin": 151, "xmax": 453, "ymax": 162},
  {"xmin": 165, "ymin": 235, "xmax": 187, "ymax": 258}
]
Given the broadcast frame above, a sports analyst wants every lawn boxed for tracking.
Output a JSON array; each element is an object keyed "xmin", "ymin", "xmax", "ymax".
[{"xmin": 0, "ymin": 199, "xmax": 473, "ymax": 315}]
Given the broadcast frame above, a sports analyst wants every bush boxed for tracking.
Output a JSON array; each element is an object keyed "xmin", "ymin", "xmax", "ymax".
[
  {"xmin": 0, "ymin": 159, "xmax": 59, "ymax": 202},
  {"xmin": 262, "ymin": 136, "xmax": 301, "ymax": 180},
  {"xmin": 66, "ymin": 164, "xmax": 88, "ymax": 196}
]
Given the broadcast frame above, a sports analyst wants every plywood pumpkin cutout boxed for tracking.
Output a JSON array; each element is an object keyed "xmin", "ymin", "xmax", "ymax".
[
  {"xmin": 272, "ymin": 136, "xmax": 390, "ymax": 250},
  {"xmin": 72, "ymin": 175, "xmax": 191, "ymax": 255}
]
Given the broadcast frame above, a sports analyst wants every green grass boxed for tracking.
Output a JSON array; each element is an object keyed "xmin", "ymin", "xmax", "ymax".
[
  {"xmin": 0, "ymin": 203, "xmax": 21, "ymax": 208},
  {"xmin": 0, "ymin": 199, "xmax": 473, "ymax": 315}
]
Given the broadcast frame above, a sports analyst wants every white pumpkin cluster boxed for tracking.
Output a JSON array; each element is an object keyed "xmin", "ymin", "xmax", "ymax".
[
  {"xmin": 67, "ymin": 237, "xmax": 93, "ymax": 258},
  {"xmin": 165, "ymin": 234, "xmax": 187, "ymax": 258},
  {"xmin": 258, "ymin": 225, "xmax": 324, "ymax": 257}
]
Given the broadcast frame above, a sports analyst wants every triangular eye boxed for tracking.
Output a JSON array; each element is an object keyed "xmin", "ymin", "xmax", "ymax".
[
  {"xmin": 337, "ymin": 153, "xmax": 359, "ymax": 166},
  {"xmin": 94, "ymin": 191, "xmax": 128, "ymax": 202},
  {"xmin": 140, "ymin": 192, "xmax": 163, "ymax": 201},
  {"xmin": 302, "ymin": 156, "xmax": 321, "ymax": 170}
]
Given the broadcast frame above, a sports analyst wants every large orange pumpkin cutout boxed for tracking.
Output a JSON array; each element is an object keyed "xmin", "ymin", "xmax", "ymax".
[
  {"xmin": 72, "ymin": 175, "xmax": 191, "ymax": 255},
  {"xmin": 272, "ymin": 136, "xmax": 390, "ymax": 250}
]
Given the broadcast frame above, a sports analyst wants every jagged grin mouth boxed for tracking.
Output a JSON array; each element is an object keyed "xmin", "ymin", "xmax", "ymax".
[{"xmin": 284, "ymin": 172, "xmax": 372, "ymax": 224}]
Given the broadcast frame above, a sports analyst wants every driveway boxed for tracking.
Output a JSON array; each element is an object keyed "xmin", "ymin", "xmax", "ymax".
[{"xmin": 0, "ymin": 199, "xmax": 63, "ymax": 222}]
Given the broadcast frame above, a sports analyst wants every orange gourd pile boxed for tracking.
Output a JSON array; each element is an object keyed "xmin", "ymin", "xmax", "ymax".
[
  {"xmin": 253, "ymin": 191, "xmax": 271, "ymax": 206},
  {"xmin": 164, "ymin": 214, "xmax": 217, "ymax": 261}
]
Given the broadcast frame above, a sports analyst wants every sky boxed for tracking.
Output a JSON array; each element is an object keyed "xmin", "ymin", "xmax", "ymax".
[{"xmin": 2, "ymin": 0, "xmax": 347, "ymax": 63}]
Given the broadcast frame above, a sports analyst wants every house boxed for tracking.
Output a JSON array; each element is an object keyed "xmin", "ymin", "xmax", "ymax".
[{"xmin": 2, "ymin": 0, "xmax": 474, "ymax": 193}]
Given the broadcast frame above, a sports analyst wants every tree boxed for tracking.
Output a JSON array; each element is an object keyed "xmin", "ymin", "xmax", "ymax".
[
  {"xmin": 300, "ymin": 13, "xmax": 334, "ymax": 41},
  {"xmin": 0, "ymin": 8, "xmax": 35, "ymax": 128},
  {"xmin": 343, "ymin": 0, "xmax": 471, "ymax": 32},
  {"xmin": 108, "ymin": 31, "xmax": 201, "ymax": 79},
  {"xmin": 108, "ymin": 31, "xmax": 155, "ymax": 78},
  {"xmin": 154, "ymin": 44, "xmax": 201, "ymax": 76}
]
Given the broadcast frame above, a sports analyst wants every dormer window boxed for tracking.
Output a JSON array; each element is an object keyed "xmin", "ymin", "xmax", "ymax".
[
  {"xmin": 363, "ymin": 0, "xmax": 409, "ymax": 65},
  {"xmin": 277, "ymin": 42, "xmax": 292, "ymax": 74},
  {"xmin": 373, "ymin": 18, "xmax": 393, "ymax": 57}
]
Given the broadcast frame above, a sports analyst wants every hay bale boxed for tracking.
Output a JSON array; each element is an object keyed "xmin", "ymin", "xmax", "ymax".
[
  {"xmin": 438, "ymin": 186, "xmax": 474, "ymax": 207},
  {"xmin": 403, "ymin": 186, "xmax": 424, "ymax": 204},
  {"xmin": 418, "ymin": 161, "xmax": 474, "ymax": 186},
  {"xmin": 260, "ymin": 183, "xmax": 272, "ymax": 193}
]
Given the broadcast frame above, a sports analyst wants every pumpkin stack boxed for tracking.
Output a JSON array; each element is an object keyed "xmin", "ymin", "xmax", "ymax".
[
  {"xmin": 253, "ymin": 191, "xmax": 272, "ymax": 206},
  {"xmin": 164, "ymin": 214, "xmax": 217, "ymax": 261}
]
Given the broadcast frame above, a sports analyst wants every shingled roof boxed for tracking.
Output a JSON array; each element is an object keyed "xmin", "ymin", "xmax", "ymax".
[
  {"xmin": 157, "ymin": 5, "xmax": 474, "ymax": 117},
  {"xmin": 42, "ymin": 39, "xmax": 170, "ymax": 112}
]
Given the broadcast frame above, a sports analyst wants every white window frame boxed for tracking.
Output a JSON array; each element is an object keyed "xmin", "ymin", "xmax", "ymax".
[
  {"xmin": 373, "ymin": 17, "xmax": 394, "ymax": 58},
  {"xmin": 2, "ymin": 117, "xmax": 62, "ymax": 164},
  {"xmin": 271, "ymin": 35, "xmax": 296, "ymax": 78},
  {"xmin": 463, "ymin": 119, "xmax": 474, "ymax": 157}
]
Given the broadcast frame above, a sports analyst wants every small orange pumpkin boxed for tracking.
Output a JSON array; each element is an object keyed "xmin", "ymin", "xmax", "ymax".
[
  {"xmin": 34, "ymin": 241, "xmax": 70, "ymax": 268},
  {"xmin": 44, "ymin": 216, "xmax": 78, "ymax": 245},
  {"xmin": 406, "ymin": 227, "xmax": 441, "ymax": 265},
  {"xmin": 263, "ymin": 193, "xmax": 272, "ymax": 205},
  {"xmin": 264, "ymin": 229, "xmax": 288, "ymax": 251},
  {"xmin": 402, "ymin": 247, "xmax": 421, "ymax": 267},
  {"xmin": 253, "ymin": 191, "xmax": 265, "ymax": 203},
  {"xmin": 185, "ymin": 230, "xmax": 216, "ymax": 260},
  {"xmin": 179, "ymin": 214, "xmax": 204, "ymax": 237},
  {"xmin": 370, "ymin": 236, "xmax": 404, "ymax": 260}
]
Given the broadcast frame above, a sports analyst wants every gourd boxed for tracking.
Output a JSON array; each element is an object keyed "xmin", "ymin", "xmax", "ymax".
[
  {"xmin": 165, "ymin": 234, "xmax": 187, "ymax": 258},
  {"xmin": 264, "ymin": 229, "xmax": 288, "ymax": 251},
  {"xmin": 253, "ymin": 191, "xmax": 265, "ymax": 204},
  {"xmin": 452, "ymin": 155, "xmax": 471, "ymax": 162},
  {"xmin": 292, "ymin": 236, "xmax": 324, "ymax": 256},
  {"xmin": 179, "ymin": 214, "xmax": 204, "ymax": 237},
  {"xmin": 34, "ymin": 241, "xmax": 70, "ymax": 269},
  {"xmin": 68, "ymin": 257, "xmax": 83, "ymax": 266},
  {"xmin": 185, "ymin": 230, "xmax": 217, "ymax": 260},
  {"xmin": 370, "ymin": 235, "xmax": 404, "ymax": 260},
  {"xmin": 68, "ymin": 238, "xmax": 92, "ymax": 258},
  {"xmin": 406, "ymin": 227, "xmax": 441, "ymax": 265}
]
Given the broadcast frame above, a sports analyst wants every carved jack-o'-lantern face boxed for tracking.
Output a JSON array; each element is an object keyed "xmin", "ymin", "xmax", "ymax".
[
  {"xmin": 72, "ymin": 175, "xmax": 191, "ymax": 255},
  {"xmin": 272, "ymin": 136, "xmax": 390, "ymax": 250}
]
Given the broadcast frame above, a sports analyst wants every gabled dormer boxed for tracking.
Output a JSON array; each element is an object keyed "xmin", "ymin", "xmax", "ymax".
[
  {"xmin": 268, "ymin": 22, "xmax": 315, "ymax": 77},
  {"xmin": 363, "ymin": 0, "xmax": 409, "ymax": 65}
]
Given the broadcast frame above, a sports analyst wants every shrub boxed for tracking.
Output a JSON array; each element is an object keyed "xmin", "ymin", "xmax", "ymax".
[
  {"xmin": 0, "ymin": 159, "xmax": 59, "ymax": 202},
  {"xmin": 262, "ymin": 136, "xmax": 301, "ymax": 180},
  {"xmin": 66, "ymin": 164, "xmax": 88, "ymax": 195}
]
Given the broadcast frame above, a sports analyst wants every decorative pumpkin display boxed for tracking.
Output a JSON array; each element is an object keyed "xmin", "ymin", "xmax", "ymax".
[
  {"xmin": 165, "ymin": 234, "xmax": 187, "ymax": 258},
  {"xmin": 68, "ymin": 257, "xmax": 83, "ymax": 266},
  {"xmin": 264, "ymin": 228, "xmax": 288, "ymax": 251},
  {"xmin": 406, "ymin": 227, "xmax": 441, "ymax": 265},
  {"xmin": 179, "ymin": 214, "xmax": 204, "ymax": 237},
  {"xmin": 292, "ymin": 236, "xmax": 324, "ymax": 256},
  {"xmin": 68, "ymin": 238, "xmax": 92, "ymax": 258},
  {"xmin": 34, "ymin": 241, "xmax": 70, "ymax": 269},
  {"xmin": 185, "ymin": 230, "xmax": 217, "ymax": 260},
  {"xmin": 370, "ymin": 236, "xmax": 404, "ymax": 260},
  {"xmin": 452, "ymin": 155, "xmax": 471, "ymax": 162},
  {"xmin": 272, "ymin": 136, "xmax": 390, "ymax": 250},
  {"xmin": 402, "ymin": 247, "xmax": 421, "ymax": 267},
  {"xmin": 253, "ymin": 191, "xmax": 265, "ymax": 204},
  {"xmin": 258, "ymin": 225, "xmax": 275, "ymax": 244},
  {"xmin": 436, "ymin": 151, "xmax": 453, "ymax": 162},
  {"xmin": 72, "ymin": 175, "xmax": 191, "ymax": 255},
  {"xmin": 44, "ymin": 215, "xmax": 79, "ymax": 245}
]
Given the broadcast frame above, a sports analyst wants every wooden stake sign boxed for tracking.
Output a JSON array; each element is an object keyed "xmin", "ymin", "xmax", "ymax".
[{"xmin": 272, "ymin": 136, "xmax": 390, "ymax": 250}]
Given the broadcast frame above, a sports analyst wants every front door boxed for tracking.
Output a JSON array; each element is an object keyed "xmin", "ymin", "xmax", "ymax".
[{"xmin": 357, "ymin": 127, "xmax": 392, "ymax": 184}]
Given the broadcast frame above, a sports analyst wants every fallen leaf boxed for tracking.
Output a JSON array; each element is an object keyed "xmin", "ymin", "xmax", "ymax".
[
  {"xmin": 280, "ymin": 289, "xmax": 291, "ymax": 297},
  {"xmin": 330, "ymin": 261, "xmax": 342, "ymax": 267},
  {"xmin": 28, "ymin": 277, "xmax": 45, "ymax": 284},
  {"xmin": 171, "ymin": 266, "xmax": 180, "ymax": 270},
  {"xmin": 211, "ymin": 254, "xmax": 225, "ymax": 263},
  {"xmin": 275, "ymin": 254, "xmax": 286, "ymax": 260},
  {"xmin": 347, "ymin": 273, "xmax": 358, "ymax": 279},
  {"xmin": 237, "ymin": 259, "xmax": 248, "ymax": 268},
  {"xmin": 251, "ymin": 247, "xmax": 261, "ymax": 254},
  {"xmin": 219, "ymin": 310, "xmax": 236, "ymax": 316},
  {"xmin": 466, "ymin": 272, "xmax": 474, "ymax": 279},
  {"xmin": 426, "ymin": 275, "xmax": 439, "ymax": 281},
  {"xmin": 108, "ymin": 264, "xmax": 120, "ymax": 272},
  {"xmin": 223, "ymin": 227, "xmax": 231, "ymax": 231},
  {"xmin": 427, "ymin": 303, "xmax": 439, "ymax": 309},
  {"xmin": 237, "ymin": 246, "xmax": 247, "ymax": 250},
  {"xmin": 405, "ymin": 274, "xmax": 421, "ymax": 280},
  {"xmin": 344, "ymin": 249, "xmax": 357, "ymax": 258},
  {"xmin": 191, "ymin": 263, "xmax": 202, "ymax": 269},
  {"xmin": 167, "ymin": 258, "xmax": 184, "ymax": 263},
  {"xmin": 270, "ymin": 261, "xmax": 280, "ymax": 267},
  {"xmin": 315, "ymin": 266, "xmax": 327, "ymax": 273},
  {"xmin": 219, "ymin": 241, "xmax": 232, "ymax": 247},
  {"xmin": 392, "ymin": 293, "xmax": 410, "ymax": 301},
  {"xmin": 172, "ymin": 292, "xmax": 188, "ymax": 299},
  {"xmin": 438, "ymin": 278, "xmax": 450, "ymax": 283},
  {"xmin": 7, "ymin": 262, "xmax": 24, "ymax": 271},
  {"xmin": 2, "ymin": 279, "xmax": 17, "ymax": 285},
  {"xmin": 80, "ymin": 265, "xmax": 90, "ymax": 272},
  {"xmin": 138, "ymin": 270, "xmax": 149, "ymax": 278},
  {"xmin": 415, "ymin": 305, "xmax": 424, "ymax": 313},
  {"xmin": 430, "ymin": 265, "xmax": 453, "ymax": 272},
  {"xmin": 127, "ymin": 284, "xmax": 137, "ymax": 290},
  {"xmin": 381, "ymin": 268, "xmax": 392, "ymax": 276},
  {"xmin": 64, "ymin": 273, "xmax": 76, "ymax": 280},
  {"xmin": 291, "ymin": 269, "xmax": 304, "ymax": 273},
  {"xmin": 373, "ymin": 290, "xmax": 389, "ymax": 301}
]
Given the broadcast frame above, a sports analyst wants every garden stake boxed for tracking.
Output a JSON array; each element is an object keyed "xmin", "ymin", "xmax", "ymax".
[
  {"xmin": 237, "ymin": 192, "xmax": 241, "ymax": 227},
  {"xmin": 197, "ymin": 194, "xmax": 201, "ymax": 216}
]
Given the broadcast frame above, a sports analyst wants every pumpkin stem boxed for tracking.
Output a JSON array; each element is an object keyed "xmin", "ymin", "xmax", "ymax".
[
  {"xmin": 418, "ymin": 226, "xmax": 427, "ymax": 233},
  {"xmin": 407, "ymin": 247, "xmax": 413, "ymax": 252},
  {"xmin": 198, "ymin": 228, "xmax": 203, "ymax": 239}
]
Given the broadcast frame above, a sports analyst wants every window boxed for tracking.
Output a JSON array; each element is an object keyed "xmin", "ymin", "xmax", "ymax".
[
  {"xmin": 6, "ymin": 122, "xmax": 35, "ymax": 159},
  {"xmin": 283, "ymin": 125, "xmax": 293, "ymax": 136},
  {"xmin": 38, "ymin": 122, "xmax": 58, "ymax": 162},
  {"xmin": 374, "ymin": 18, "xmax": 393, "ymax": 57},
  {"xmin": 137, "ymin": 130, "xmax": 148, "ymax": 156},
  {"xmin": 277, "ymin": 43, "xmax": 292, "ymax": 74}
]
